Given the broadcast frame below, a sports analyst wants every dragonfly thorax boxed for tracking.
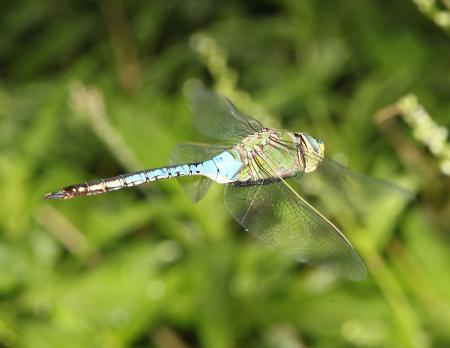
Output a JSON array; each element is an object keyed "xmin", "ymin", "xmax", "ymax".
[
  {"xmin": 229, "ymin": 128, "xmax": 323, "ymax": 185},
  {"xmin": 234, "ymin": 128, "xmax": 274, "ymax": 164}
]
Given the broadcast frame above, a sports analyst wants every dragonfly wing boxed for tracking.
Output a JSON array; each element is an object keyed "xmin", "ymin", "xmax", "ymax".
[
  {"xmin": 293, "ymin": 153, "xmax": 413, "ymax": 222},
  {"xmin": 170, "ymin": 142, "xmax": 228, "ymax": 202},
  {"xmin": 185, "ymin": 80, "xmax": 264, "ymax": 141},
  {"xmin": 266, "ymin": 137, "xmax": 412, "ymax": 222},
  {"xmin": 223, "ymin": 181, "xmax": 367, "ymax": 280}
]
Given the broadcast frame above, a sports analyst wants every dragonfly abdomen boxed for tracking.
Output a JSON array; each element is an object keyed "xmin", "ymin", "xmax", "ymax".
[
  {"xmin": 45, "ymin": 150, "xmax": 243, "ymax": 200},
  {"xmin": 44, "ymin": 163, "xmax": 210, "ymax": 200}
]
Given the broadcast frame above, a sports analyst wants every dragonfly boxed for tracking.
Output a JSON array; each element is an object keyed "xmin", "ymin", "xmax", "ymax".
[{"xmin": 45, "ymin": 80, "xmax": 410, "ymax": 280}]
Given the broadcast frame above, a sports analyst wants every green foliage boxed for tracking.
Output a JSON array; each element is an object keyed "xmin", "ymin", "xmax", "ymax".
[{"xmin": 1, "ymin": 0, "xmax": 449, "ymax": 347}]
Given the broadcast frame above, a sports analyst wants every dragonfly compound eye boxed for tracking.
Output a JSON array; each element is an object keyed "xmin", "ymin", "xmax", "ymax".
[{"xmin": 303, "ymin": 134, "xmax": 324, "ymax": 155}]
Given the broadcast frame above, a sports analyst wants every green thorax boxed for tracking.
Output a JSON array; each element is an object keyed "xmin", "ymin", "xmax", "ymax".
[{"xmin": 230, "ymin": 128, "xmax": 323, "ymax": 184}]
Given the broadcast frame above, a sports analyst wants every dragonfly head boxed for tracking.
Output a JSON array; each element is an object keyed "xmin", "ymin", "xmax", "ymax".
[
  {"xmin": 316, "ymin": 138, "xmax": 325, "ymax": 154},
  {"xmin": 294, "ymin": 133, "xmax": 325, "ymax": 172},
  {"xmin": 294, "ymin": 133, "xmax": 325, "ymax": 155}
]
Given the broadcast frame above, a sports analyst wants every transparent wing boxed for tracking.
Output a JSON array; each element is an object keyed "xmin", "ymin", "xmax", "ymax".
[
  {"xmin": 292, "ymin": 152, "xmax": 413, "ymax": 223},
  {"xmin": 271, "ymin": 137, "xmax": 412, "ymax": 223},
  {"xmin": 185, "ymin": 80, "xmax": 264, "ymax": 141},
  {"xmin": 170, "ymin": 142, "xmax": 229, "ymax": 202},
  {"xmin": 223, "ymin": 181, "xmax": 367, "ymax": 280}
]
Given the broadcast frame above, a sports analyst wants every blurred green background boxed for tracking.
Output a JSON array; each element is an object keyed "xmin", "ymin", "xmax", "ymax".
[{"xmin": 1, "ymin": 0, "xmax": 450, "ymax": 347}]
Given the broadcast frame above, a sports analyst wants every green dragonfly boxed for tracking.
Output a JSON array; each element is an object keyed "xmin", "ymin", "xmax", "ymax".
[{"xmin": 45, "ymin": 80, "xmax": 409, "ymax": 280}]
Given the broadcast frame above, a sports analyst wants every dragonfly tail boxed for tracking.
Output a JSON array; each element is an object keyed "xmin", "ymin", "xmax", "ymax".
[{"xmin": 44, "ymin": 163, "xmax": 205, "ymax": 200}]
